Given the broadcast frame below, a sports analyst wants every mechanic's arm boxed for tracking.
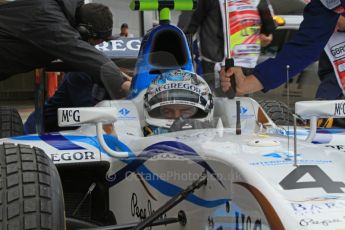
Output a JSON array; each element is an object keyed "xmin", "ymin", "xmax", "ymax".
[{"xmin": 222, "ymin": 0, "xmax": 339, "ymax": 94}]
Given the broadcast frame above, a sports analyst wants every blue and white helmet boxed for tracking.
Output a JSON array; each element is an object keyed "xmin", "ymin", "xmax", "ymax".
[{"xmin": 144, "ymin": 69, "xmax": 214, "ymax": 129}]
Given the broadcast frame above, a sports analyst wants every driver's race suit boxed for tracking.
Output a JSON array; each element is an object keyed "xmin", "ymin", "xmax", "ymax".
[{"xmin": 253, "ymin": 0, "xmax": 343, "ymax": 91}]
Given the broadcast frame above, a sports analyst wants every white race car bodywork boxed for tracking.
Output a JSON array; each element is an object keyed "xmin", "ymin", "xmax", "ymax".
[{"xmin": 2, "ymin": 95, "xmax": 345, "ymax": 230}]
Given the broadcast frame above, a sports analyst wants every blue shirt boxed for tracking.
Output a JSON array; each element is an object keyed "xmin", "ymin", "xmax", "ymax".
[
  {"xmin": 253, "ymin": 0, "xmax": 341, "ymax": 91},
  {"xmin": 24, "ymin": 72, "xmax": 108, "ymax": 134}
]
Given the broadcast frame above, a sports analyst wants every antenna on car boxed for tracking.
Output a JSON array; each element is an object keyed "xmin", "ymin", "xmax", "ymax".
[
  {"xmin": 286, "ymin": 65, "xmax": 291, "ymax": 155},
  {"xmin": 286, "ymin": 65, "xmax": 298, "ymax": 167},
  {"xmin": 293, "ymin": 114, "xmax": 298, "ymax": 167},
  {"xmin": 236, "ymin": 101, "xmax": 241, "ymax": 135}
]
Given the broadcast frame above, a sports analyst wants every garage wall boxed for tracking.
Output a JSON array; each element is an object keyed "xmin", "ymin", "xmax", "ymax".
[{"xmin": 91, "ymin": 0, "xmax": 142, "ymax": 37}]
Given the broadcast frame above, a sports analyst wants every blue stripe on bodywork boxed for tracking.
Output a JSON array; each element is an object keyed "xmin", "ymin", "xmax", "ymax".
[
  {"xmin": 109, "ymin": 141, "xmax": 224, "ymax": 188},
  {"xmin": 137, "ymin": 165, "xmax": 228, "ymax": 208},
  {"xmin": 12, "ymin": 134, "xmax": 86, "ymax": 150},
  {"xmin": 39, "ymin": 133, "xmax": 85, "ymax": 150},
  {"xmin": 11, "ymin": 134, "xmax": 134, "ymax": 157}
]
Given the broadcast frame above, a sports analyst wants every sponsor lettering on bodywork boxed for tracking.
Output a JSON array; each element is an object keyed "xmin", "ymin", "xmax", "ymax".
[
  {"xmin": 250, "ymin": 154, "xmax": 332, "ymax": 166},
  {"xmin": 50, "ymin": 151, "xmax": 97, "ymax": 163},
  {"xmin": 60, "ymin": 110, "xmax": 80, "ymax": 123},
  {"xmin": 299, "ymin": 216, "xmax": 345, "ymax": 227},
  {"xmin": 291, "ymin": 201, "xmax": 345, "ymax": 215},
  {"xmin": 234, "ymin": 211, "xmax": 262, "ymax": 230},
  {"xmin": 130, "ymin": 193, "xmax": 166, "ymax": 221},
  {"xmin": 335, "ymin": 102, "xmax": 345, "ymax": 116}
]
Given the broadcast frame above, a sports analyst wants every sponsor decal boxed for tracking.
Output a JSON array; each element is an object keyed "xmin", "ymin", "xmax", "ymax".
[
  {"xmin": 291, "ymin": 201, "xmax": 345, "ymax": 215},
  {"xmin": 263, "ymin": 152, "xmax": 301, "ymax": 160},
  {"xmin": 50, "ymin": 151, "xmax": 96, "ymax": 162},
  {"xmin": 130, "ymin": 193, "xmax": 166, "ymax": 221},
  {"xmin": 152, "ymin": 82, "xmax": 202, "ymax": 95},
  {"xmin": 96, "ymin": 38, "xmax": 141, "ymax": 52},
  {"xmin": 250, "ymin": 160, "xmax": 332, "ymax": 166},
  {"xmin": 60, "ymin": 109, "xmax": 80, "ymax": 123},
  {"xmin": 240, "ymin": 106, "xmax": 248, "ymax": 114},
  {"xmin": 118, "ymin": 108, "xmax": 135, "ymax": 120},
  {"xmin": 235, "ymin": 212, "xmax": 262, "ymax": 230},
  {"xmin": 175, "ymin": 131, "xmax": 215, "ymax": 140},
  {"xmin": 232, "ymin": 106, "xmax": 254, "ymax": 119},
  {"xmin": 118, "ymin": 108, "xmax": 130, "ymax": 116},
  {"xmin": 250, "ymin": 154, "xmax": 331, "ymax": 166},
  {"xmin": 299, "ymin": 216, "xmax": 345, "ymax": 227},
  {"xmin": 326, "ymin": 145, "xmax": 345, "ymax": 151},
  {"xmin": 151, "ymin": 153, "xmax": 185, "ymax": 160},
  {"xmin": 334, "ymin": 102, "xmax": 345, "ymax": 116},
  {"xmin": 290, "ymin": 195, "xmax": 345, "ymax": 202}
]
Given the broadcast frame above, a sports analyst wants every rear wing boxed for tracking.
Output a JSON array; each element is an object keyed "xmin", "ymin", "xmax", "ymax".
[
  {"xmin": 295, "ymin": 100, "xmax": 345, "ymax": 142},
  {"xmin": 45, "ymin": 37, "xmax": 142, "ymax": 72}
]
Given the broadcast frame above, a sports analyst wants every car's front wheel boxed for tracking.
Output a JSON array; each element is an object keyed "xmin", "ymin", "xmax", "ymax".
[{"xmin": 0, "ymin": 143, "xmax": 65, "ymax": 230}]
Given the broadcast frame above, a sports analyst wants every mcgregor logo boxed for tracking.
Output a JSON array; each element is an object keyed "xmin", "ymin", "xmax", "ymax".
[{"xmin": 334, "ymin": 103, "xmax": 345, "ymax": 116}]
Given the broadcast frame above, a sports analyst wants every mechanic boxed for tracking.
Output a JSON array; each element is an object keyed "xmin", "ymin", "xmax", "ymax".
[
  {"xmin": 315, "ymin": 15, "xmax": 345, "ymax": 128},
  {"xmin": 24, "ymin": 71, "xmax": 130, "ymax": 134},
  {"xmin": 0, "ymin": 0, "xmax": 130, "ymax": 98},
  {"xmin": 143, "ymin": 69, "xmax": 214, "ymax": 136},
  {"xmin": 316, "ymin": 16, "xmax": 345, "ymax": 100},
  {"xmin": 184, "ymin": 0, "xmax": 273, "ymax": 93},
  {"xmin": 221, "ymin": 0, "xmax": 345, "ymax": 96}
]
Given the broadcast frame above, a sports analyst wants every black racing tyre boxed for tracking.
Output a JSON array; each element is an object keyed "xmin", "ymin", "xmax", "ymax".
[
  {"xmin": 259, "ymin": 100, "xmax": 294, "ymax": 126},
  {"xmin": 0, "ymin": 107, "xmax": 24, "ymax": 138},
  {"xmin": 0, "ymin": 143, "xmax": 65, "ymax": 230}
]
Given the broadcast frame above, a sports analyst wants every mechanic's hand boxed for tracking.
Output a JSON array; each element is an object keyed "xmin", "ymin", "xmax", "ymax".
[
  {"xmin": 221, "ymin": 67, "xmax": 264, "ymax": 95},
  {"xmin": 220, "ymin": 67, "xmax": 235, "ymax": 93},
  {"xmin": 260, "ymin": 33, "xmax": 273, "ymax": 47},
  {"xmin": 121, "ymin": 80, "xmax": 131, "ymax": 94}
]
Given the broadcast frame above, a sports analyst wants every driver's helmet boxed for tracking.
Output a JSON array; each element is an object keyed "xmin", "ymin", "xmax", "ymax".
[{"xmin": 144, "ymin": 69, "xmax": 213, "ymax": 129}]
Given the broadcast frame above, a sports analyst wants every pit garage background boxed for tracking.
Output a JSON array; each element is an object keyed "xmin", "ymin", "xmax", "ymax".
[{"xmin": 0, "ymin": 0, "xmax": 316, "ymax": 110}]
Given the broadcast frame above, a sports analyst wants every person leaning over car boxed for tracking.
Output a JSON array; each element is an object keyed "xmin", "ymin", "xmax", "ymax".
[
  {"xmin": 0, "ymin": 0, "xmax": 130, "ymax": 98},
  {"xmin": 221, "ymin": 0, "xmax": 345, "ymax": 96}
]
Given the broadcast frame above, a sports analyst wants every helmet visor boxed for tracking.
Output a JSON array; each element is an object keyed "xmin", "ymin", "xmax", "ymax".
[{"xmin": 148, "ymin": 89, "xmax": 207, "ymax": 108}]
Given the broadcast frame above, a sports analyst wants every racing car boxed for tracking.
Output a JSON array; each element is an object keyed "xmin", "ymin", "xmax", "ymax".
[{"xmin": 1, "ymin": 1, "xmax": 345, "ymax": 230}]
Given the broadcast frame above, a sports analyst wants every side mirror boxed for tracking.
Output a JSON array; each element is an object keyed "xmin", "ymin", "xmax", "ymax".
[
  {"xmin": 58, "ymin": 107, "xmax": 129, "ymax": 158},
  {"xmin": 295, "ymin": 100, "xmax": 345, "ymax": 142}
]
